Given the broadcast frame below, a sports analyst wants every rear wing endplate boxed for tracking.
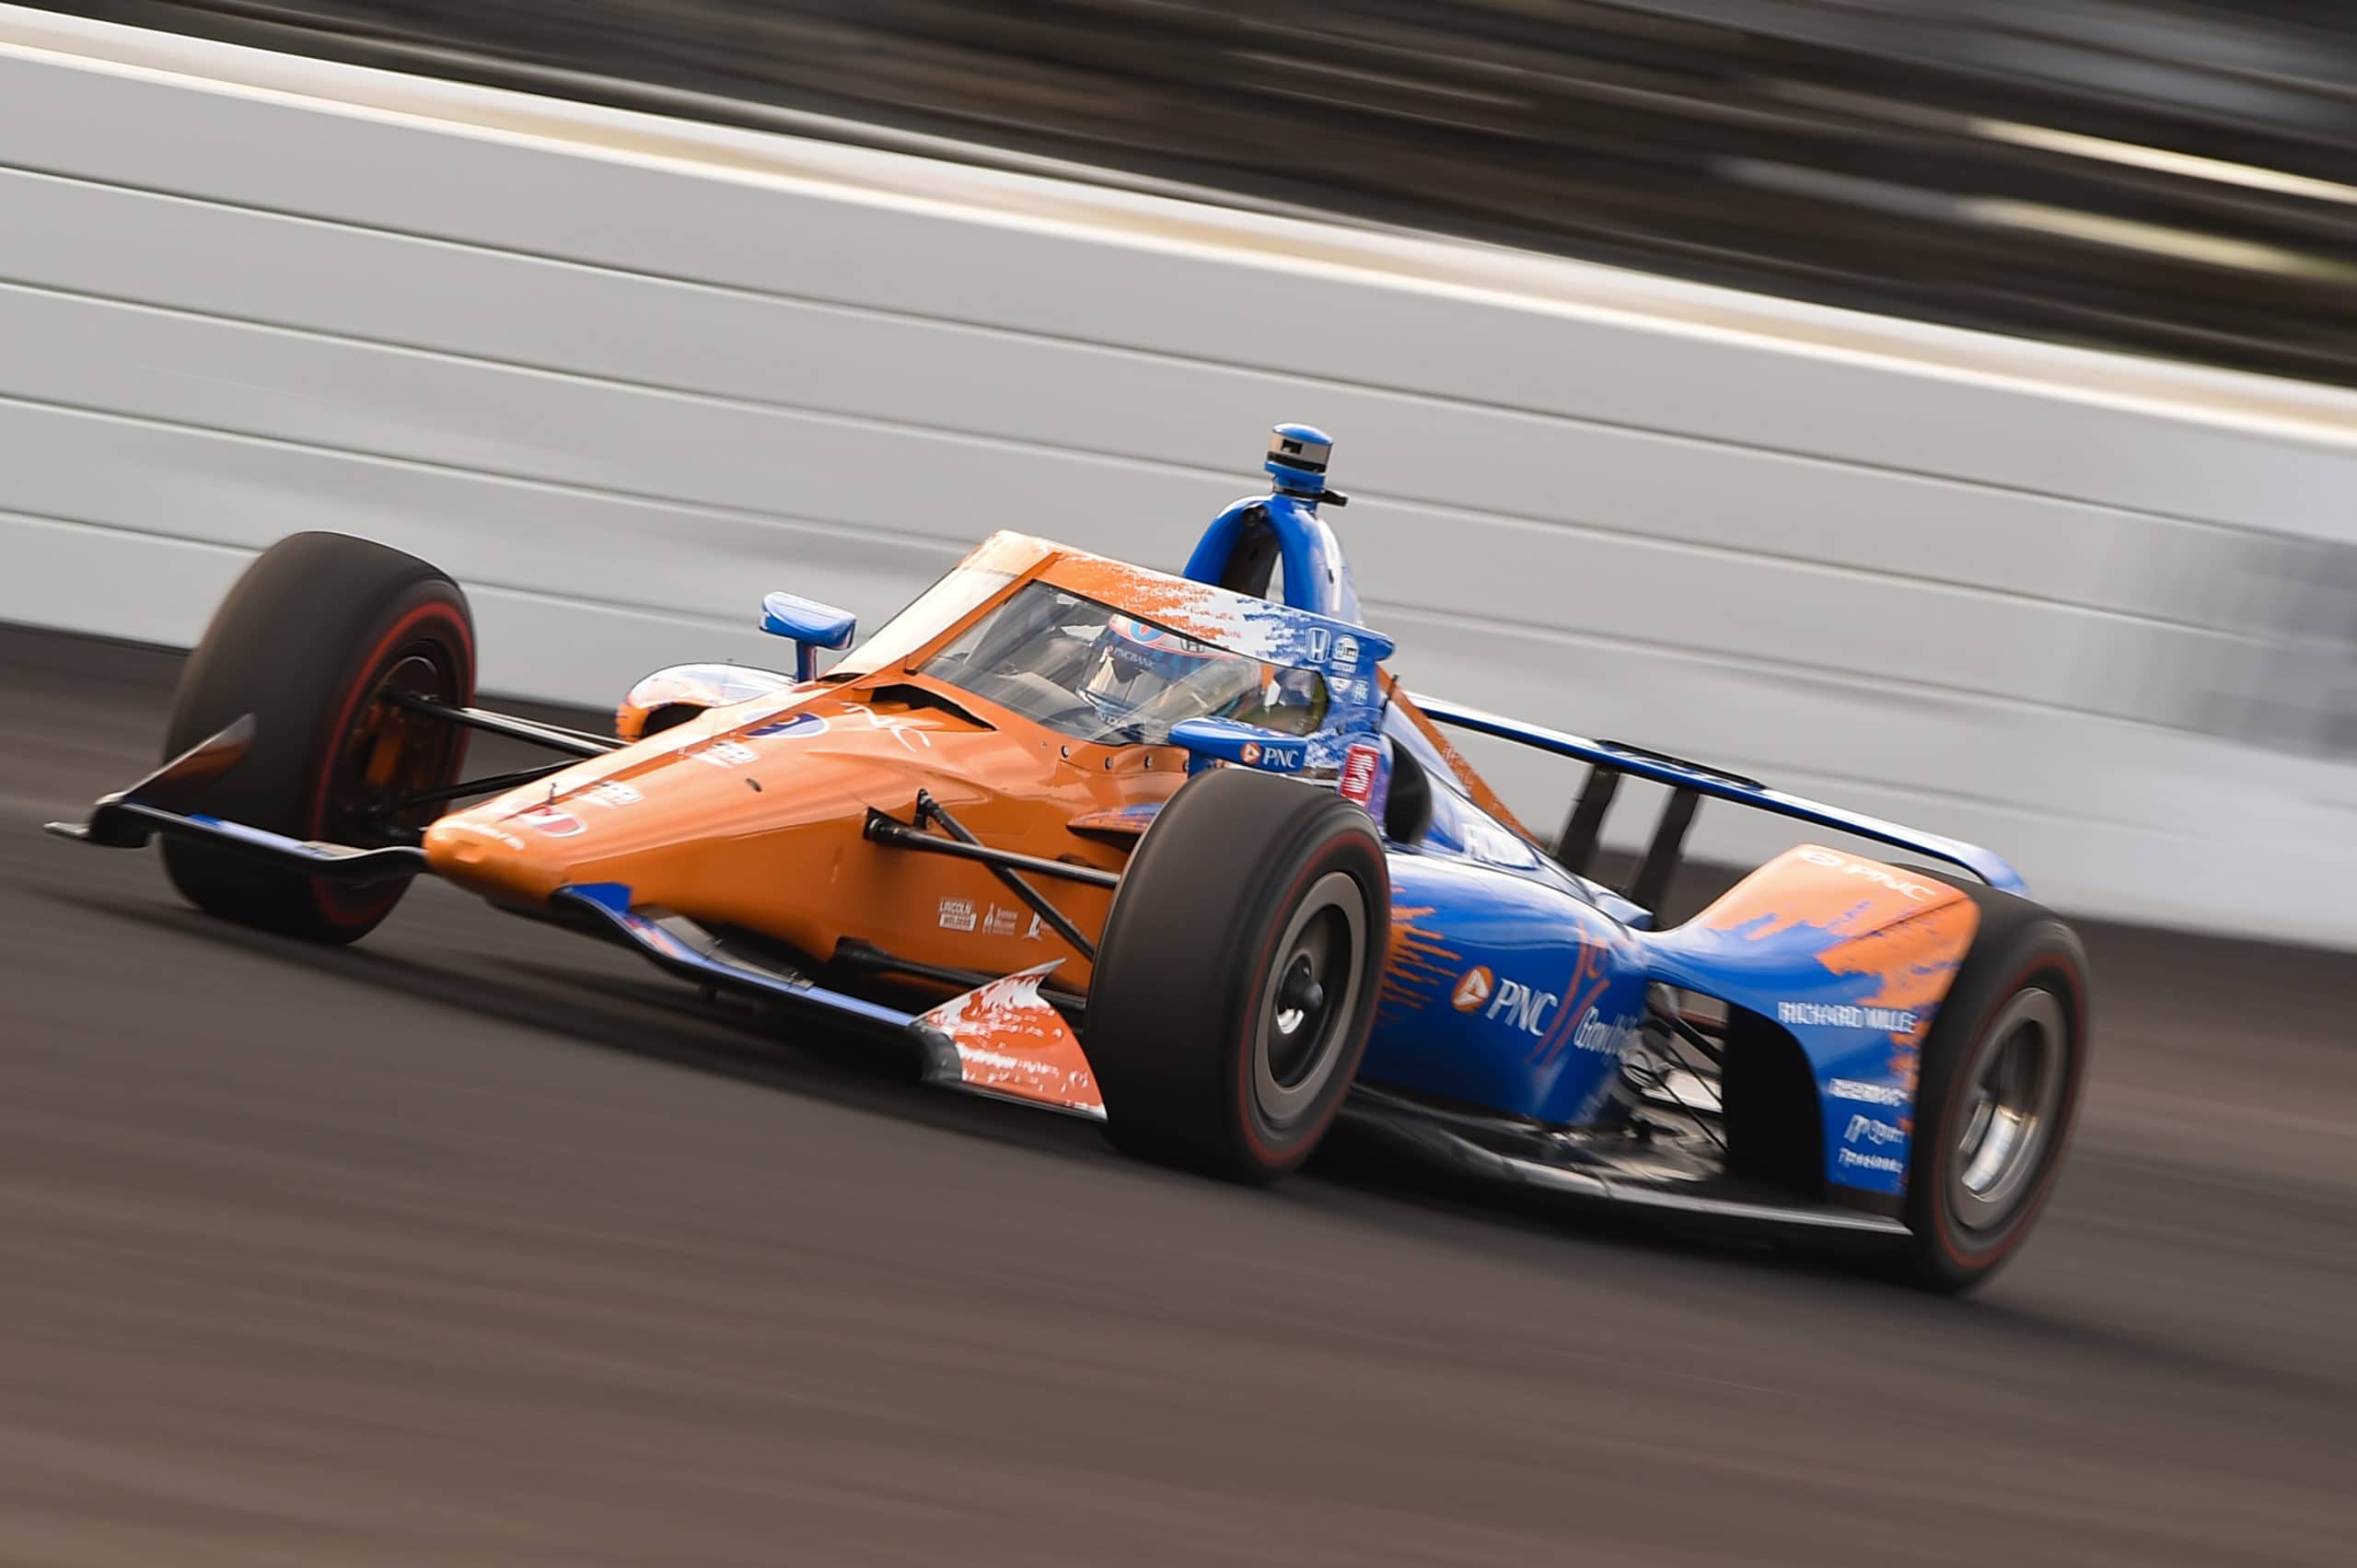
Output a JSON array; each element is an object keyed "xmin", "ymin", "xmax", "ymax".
[{"xmin": 1409, "ymin": 695, "xmax": 2026, "ymax": 908}]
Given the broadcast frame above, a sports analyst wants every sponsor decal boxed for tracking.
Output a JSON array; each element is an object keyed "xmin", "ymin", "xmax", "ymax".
[
  {"xmin": 937, "ymin": 898, "xmax": 979, "ymax": 934},
  {"xmin": 1794, "ymin": 847, "xmax": 1939, "ymax": 903},
  {"xmin": 1828, "ymin": 1077, "xmax": 1908, "ymax": 1107},
  {"xmin": 515, "ymin": 806, "xmax": 582, "ymax": 837},
  {"xmin": 1453, "ymin": 965, "xmax": 1563, "ymax": 1036},
  {"xmin": 1779, "ymin": 1001, "xmax": 1922, "ymax": 1033},
  {"xmin": 443, "ymin": 820, "xmax": 525, "ymax": 851},
  {"xmin": 748, "ymin": 712, "xmax": 828, "ymax": 740},
  {"xmin": 1306, "ymin": 626, "xmax": 1331, "ymax": 664},
  {"xmin": 1570, "ymin": 1006, "xmax": 1641, "ymax": 1057},
  {"xmin": 1023, "ymin": 912, "xmax": 1047, "ymax": 941},
  {"xmin": 846, "ymin": 707, "xmax": 935, "ymax": 752},
  {"xmin": 1836, "ymin": 1148, "xmax": 1905, "ymax": 1176},
  {"xmin": 1489, "ymin": 978, "xmax": 1562, "ymax": 1037},
  {"xmin": 984, "ymin": 905, "xmax": 1019, "ymax": 938},
  {"xmin": 1236, "ymin": 738, "xmax": 1305, "ymax": 771},
  {"xmin": 1339, "ymin": 742, "xmax": 1383, "ymax": 806},
  {"xmin": 1844, "ymin": 1114, "xmax": 1907, "ymax": 1147},
  {"xmin": 691, "ymin": 739, "xmax": 760, "ymax": 768},
  {"xmin": 583, "ymin": 781, "xmax": 642, "ymax": 809},
  {"xmin": 1332, "ymin": 634, "xmax": 1360, "ymax": 674}
]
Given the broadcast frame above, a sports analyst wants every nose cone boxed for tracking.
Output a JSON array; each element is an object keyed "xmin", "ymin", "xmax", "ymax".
[
  {"xmin": 422, "ymin": 679, "xmax": 1152, "ymax": 979},
  {"xmin": 423, "ymin": 805, "xmax": 575, "ymax": 905},
  {"xmin": 422, "ymin": 722, "xmax": 872, "ymax": 912}
]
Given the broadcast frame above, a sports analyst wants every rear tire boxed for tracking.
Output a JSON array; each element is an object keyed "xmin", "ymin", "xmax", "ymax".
[
  {"xmin": 161, "ymin": 532, "xmax": 476, "ymax": 944},
  {"xmin": 1888, "ymin": 886, "xmax": 2090, "ymax": 1293},
  {"xmin": 1086, "ymin": 767, "xmax": 1388, "ymax": 1183}
]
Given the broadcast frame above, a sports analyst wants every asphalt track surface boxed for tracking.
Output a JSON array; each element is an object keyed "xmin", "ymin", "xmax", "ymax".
[{"xmin": 1, "ymin": 622, "xmax": 2351, "ymax": 1566}]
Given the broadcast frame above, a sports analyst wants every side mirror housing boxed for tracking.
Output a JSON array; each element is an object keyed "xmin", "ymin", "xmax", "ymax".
[
  {"xmin": 1169, "ymin": 717, "xmax": 1309, "ymax": 777},
  {"xmin": 760, "ymin": 592, "xmax": 857, "ymax": 680}
]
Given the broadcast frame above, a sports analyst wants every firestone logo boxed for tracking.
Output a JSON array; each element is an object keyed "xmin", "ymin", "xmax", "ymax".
[{"xmin": 1837, "ymin": 1148, "xmax": 1904, "ymax": 1176}]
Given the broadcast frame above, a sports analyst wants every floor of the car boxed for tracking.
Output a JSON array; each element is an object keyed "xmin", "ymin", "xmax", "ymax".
[{"xmin": 1340, "ymin": 1083, "xmax": 1906, "ymax": 1238}]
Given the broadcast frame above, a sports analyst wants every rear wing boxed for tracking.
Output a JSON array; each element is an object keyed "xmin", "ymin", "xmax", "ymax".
[{"xmin": 1409, "ymin": 695, "xmax": 2026, "ymax": 912}]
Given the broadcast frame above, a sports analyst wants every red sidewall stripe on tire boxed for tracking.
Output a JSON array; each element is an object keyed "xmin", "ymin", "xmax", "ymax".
[
  {"xmin": 1927, "ymin": 949, "xmax": 2089, "ymax": 1272},
  {"xmin": 305, "ymin": 600, "xmax": 475, "ymax": 928}
]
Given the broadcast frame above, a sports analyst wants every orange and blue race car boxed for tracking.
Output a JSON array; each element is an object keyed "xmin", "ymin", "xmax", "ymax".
[{"xmin": 48, "ymin": 424, "xmax": 2090, "ymax": 1292}]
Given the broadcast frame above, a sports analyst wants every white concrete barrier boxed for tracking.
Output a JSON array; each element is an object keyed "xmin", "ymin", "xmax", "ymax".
[{"xmin": 2, "ymin": 6, "xmax": 2352, "ymax": 946}]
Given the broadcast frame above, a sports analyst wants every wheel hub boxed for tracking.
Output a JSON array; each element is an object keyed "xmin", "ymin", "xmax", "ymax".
[
  {"xmin": 1948, "ymin": 987, "xmax": 2068, "ymax": 1235},
  {"xmin": 1251, "ymin": 873, "xmax": 1366, "ymax": 1127}
]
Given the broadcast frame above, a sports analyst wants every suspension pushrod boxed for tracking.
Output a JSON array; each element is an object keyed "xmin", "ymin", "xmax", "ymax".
[
  {"xmin": 913, "ymin": 791, "xmax": 1100, "ymax": 963},
  {"xmin": 386, "ymin": 691, "xmax": 621, "ymax": 758},
  {"xmin": 384, "ymin": 761, "xmax": 576, "ymax": 812}
]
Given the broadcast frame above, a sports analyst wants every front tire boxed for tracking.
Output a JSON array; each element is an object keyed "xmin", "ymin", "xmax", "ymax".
[
  {"xmin": 1086, "ymin": 767, "xmax": 1388, "ymax": 1184},
  {"xmin": 161, "ymin": 532, "xmax": 476, "ymax": 944},
  {"xmin": 1890, "ymin": 887, "xmax": 2090, "ymax": 1293}
]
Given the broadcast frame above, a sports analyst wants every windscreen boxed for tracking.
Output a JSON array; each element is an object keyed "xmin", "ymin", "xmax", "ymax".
[{"xmin": 918, "ymin": 582, "xmax": 1328, "ymax": 745}]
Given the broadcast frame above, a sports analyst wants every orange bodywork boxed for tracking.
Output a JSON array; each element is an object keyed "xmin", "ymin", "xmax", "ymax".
[
  {"xmin": 426, "ymin": 531, "xmax": 1563, "ymax": 1003},
  {"xmin": 1693, "ymin": 846, "xmax": 1983, "ymax": 1105},
  {"xmin": 425, "ymin": 535, "xmax": 1229, "ymax": 992}
]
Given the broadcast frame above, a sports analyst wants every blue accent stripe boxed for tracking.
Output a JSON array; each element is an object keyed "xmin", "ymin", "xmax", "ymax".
[{"xmin": 1410, "ymin": 695, "xmax": 2028, "ymax": 895}]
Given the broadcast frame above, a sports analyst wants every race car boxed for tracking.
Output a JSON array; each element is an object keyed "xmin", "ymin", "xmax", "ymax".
[{"xmin": 48, "ymin": 424, "xmax": 2089, "ymax": 1292}]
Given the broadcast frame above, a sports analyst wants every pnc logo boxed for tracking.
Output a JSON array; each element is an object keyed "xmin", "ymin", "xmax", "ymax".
[
  {"xmin": 1486, "ymin": 978, "xmax": 1561, "ymax": 1036},
  {"xmin": 1449, "ymin": 965, "xmax": 1560, "ymax": 1035},
  {"xmin": 1237, "ymin": 738, "xmax": 1304, "ymax": 772},
  {"xmin": 1794, "ymin": 847, "xmax": 1937, "ymax": 902}
]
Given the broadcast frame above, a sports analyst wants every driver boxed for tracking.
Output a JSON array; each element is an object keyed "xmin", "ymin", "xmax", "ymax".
[{"xmin": 1078, "ymin": 615, "xmax": 1325, "ymax": 736}]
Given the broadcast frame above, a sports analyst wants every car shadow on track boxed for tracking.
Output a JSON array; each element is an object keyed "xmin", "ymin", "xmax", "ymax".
[
  {"xmin": 41, "ymin": 883, "xmax": 2254, "ymax": 1349},
  {"xmin": 46, "ymin": 885, "xmax": 1119, "ymax": 1166}
]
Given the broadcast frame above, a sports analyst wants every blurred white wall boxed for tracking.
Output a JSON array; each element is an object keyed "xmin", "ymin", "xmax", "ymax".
[{"xmin": 2, "ymin": 6, "xmax": 2352, "ymax": 945}]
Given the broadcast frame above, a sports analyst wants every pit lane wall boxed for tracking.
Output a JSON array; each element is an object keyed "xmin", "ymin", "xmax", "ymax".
[{"xmin": 3, "ymin": 6, "xmax": 2353, "ymax": 947}]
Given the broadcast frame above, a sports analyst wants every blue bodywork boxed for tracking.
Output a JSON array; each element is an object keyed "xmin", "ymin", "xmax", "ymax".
[
  {"xmin": 1167, "ymin": 426, "xmax": 2025, "ymax": 1208},
  {"xmin": 43, "ymin": 423, "xmax": 2033, "ymax": 1235},
  {"xmin": 1184, "ymin": 422, "xmax": 1364, "ymax": 624},
  {"xmin": 761, "ymin": 590, "xmax": 859, "ymax": 681}
]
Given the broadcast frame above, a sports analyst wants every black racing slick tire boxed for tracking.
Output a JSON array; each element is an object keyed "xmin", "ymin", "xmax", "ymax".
[
  {"xmin": 1086, "ymin": 766, "xmax": 1388, "ymax": 1184},
  {"xmin": 160, "ymin": 532, "xmax": 476, "ymax": 945},
  {"xmin": 1887, "ymin": 885, "xmax": 2091, "ymax": 1294}
]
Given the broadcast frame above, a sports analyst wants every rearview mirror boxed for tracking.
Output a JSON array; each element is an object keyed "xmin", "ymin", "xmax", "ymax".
[{"xmin": 760, "ymin": 592, "xmax": 858, "ymax": 680}]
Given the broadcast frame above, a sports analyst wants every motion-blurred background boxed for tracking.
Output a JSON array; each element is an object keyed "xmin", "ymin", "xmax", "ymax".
[
  {"xmin": 2, "ymin": 9, "xmax": 2353, "ymax": 1564},
  {"xmin": 75, "ymin": 0, "xmax": 2357, "ymax": 386},
  {"xmin": 23, "ymin": 0, "xmax": 2357, "ymax": 946}
]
